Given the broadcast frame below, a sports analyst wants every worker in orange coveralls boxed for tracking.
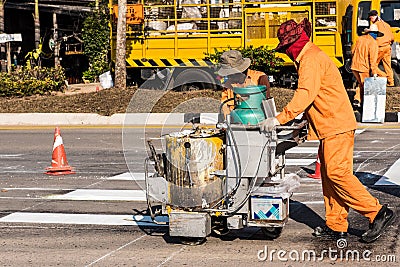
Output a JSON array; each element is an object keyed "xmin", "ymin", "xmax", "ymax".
[
  {"xmin": 369, "ymin": 10, "xmax": 395, "ymax": 87},
  {"xmin": 259, "ymin": 18, "xmax": 395, "ymax": 243},
  {"xmin": 217, "ymin": 50, "xmax": 270, "ymax": 117},
  {"xmin": 351, "ymin": 23, "xmax": 386, "ymax": 107}
]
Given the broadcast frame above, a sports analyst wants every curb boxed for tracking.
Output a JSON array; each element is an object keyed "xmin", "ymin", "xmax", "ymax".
[
  {"xmin": 0, "ymin": 112, "xmax": 398, "ymax": 126},
  {"xmin": 384, "ymin": 112, "xmax": 400, "ymax": 122},
  {"xmin": 0, "ymin": 113, "xmax": 220, "ymax": 126}
]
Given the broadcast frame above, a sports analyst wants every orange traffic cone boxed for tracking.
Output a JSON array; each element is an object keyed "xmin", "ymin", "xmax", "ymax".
[
  {"xmin": 45, "ymin": 127, "xmax": 75, "ymax": 176},
  {"xmin": 308, "ymin": 154, "xmax": 321, "ymax": 179}
]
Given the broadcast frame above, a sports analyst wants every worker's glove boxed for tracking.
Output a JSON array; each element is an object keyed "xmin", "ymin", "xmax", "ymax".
[
  {"xmin": 258, "ymin": 117, "xmax": 280, "ymax": 132},
  {"xmin": 373, "ymin": 73, "xmax": 378, "ymax": 79}
]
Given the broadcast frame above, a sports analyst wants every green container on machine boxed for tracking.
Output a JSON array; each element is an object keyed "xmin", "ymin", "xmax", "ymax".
[{"xmin": 230, "ymin": 85, "xmax": 267, "ymax": 125}]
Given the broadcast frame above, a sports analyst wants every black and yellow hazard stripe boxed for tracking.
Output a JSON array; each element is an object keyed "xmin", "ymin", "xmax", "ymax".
[{"xmin": 126, "ymin": 58, "xmax": 214, "ymax": 68}]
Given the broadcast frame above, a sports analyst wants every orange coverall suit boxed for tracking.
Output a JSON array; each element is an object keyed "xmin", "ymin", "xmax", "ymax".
[
  {"xmin": 375, "ymin": 19, "xmax": 395, "ymax": 86},
  {"xmin": 351, "ymin": 34, "xmax": 384, "ymax": 103},
  {"xmin": 221, "ymin": 69, "xmax": 267, "ymax": 116},
  {"xmin": 276, "ymin": 42, "xmax": 382, "ymax": 232}
]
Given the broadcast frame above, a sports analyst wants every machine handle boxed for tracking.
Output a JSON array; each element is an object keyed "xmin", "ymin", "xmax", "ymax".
[
  {"xmin": 227, "ymin": 120, "xmax": 308, "ymax": 131},
  {"xmin": 276, "ymin": 120, "xmax": 308, "ymax": 130}
]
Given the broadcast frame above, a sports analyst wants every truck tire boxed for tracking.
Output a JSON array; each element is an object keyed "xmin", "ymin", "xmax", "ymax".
[
  {"xmin": 172, "ymin": 68, "xmax": 218, "ymax": 91},
  {"xmin": 393, "ymin": 69, "xmax": 400, "ymax": 87}
]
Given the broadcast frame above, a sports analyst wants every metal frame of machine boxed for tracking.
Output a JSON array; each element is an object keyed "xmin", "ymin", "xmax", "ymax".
[{"xmin": 144, "ymin": 85, "xmax": 308, "ymax": 244}]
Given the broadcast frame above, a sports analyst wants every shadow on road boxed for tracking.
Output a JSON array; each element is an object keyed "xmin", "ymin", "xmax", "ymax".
[
  {"xmin": 355, "ymin": 171, "xmax": 400, "ymax": 198},
  {"xmin": 289, "ymin": 200, "xmax": 325, "ymax": 229}
]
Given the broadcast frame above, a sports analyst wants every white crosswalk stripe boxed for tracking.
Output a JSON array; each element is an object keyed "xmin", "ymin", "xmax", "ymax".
[
  {"xmin": 374, "ymin": 158, "xmax": 400, "ymax": 186},
  {"xmin": 45, "ymin": 189, "xmax": 146, "ymax": 201},
  {"xmin": 0, "ymin": 212, "xmax": 168, "ymax": 226}
]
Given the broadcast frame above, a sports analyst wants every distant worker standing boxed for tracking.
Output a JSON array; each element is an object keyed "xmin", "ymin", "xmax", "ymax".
[
  {"xmin": 217, "ymin": 50, "xmax": 270, "ymax": 117},
  {"xmin": 368, "ymin": 9, "xmax": 395, "ymax": 87},
  {"xmin": 351, "ymin": 24, "xmax": 386, "ymax": 107}
]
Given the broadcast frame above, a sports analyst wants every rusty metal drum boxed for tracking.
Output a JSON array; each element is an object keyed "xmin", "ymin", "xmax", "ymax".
[{"xmin": 164, "ymin": 128, "xmax": 224, "ymax": 209}]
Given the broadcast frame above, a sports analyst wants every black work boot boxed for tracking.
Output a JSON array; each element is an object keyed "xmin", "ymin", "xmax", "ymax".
[
  {"xmin": 361, "ymin": 204, "xmax": 396, "ymax": 243},
  {"xmin": 313, "ymin": 225, "xmax": 348, "ymax": 240}
]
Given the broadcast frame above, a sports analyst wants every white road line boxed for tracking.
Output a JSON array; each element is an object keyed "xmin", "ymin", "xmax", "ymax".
[
  {"xmin": 45, "ymin": 189, "xmax": 146, "ymax": 201},
  {"xmin": 157, "ymin": 247, "xmax": 186, "ymax": 267},
  {"xmin": 355, "ymin": 129, "xmax": 365, "ymax": 135},
  {"xmin": 1, "ymin": 187, "xmax": 74, "ymax": 191},
  {"xmin": 106, "ymin": 172, "xmax": 153, "ymax": 181},
  {"xmin": 290, "ymin": 200, "xmax": 324, "ymax": 205},
  {"xmin": 374, "ymin": 158, "xmax": 400, "ymax": 186},
  {"xmin": 285, "ymin": 147, "xmax": 318, "ymax": 154},
  {"xmin": 86, "ymin": 234, "xmax": 148, "ymax": 267},
  {"xmin": 0, "ymin": 154, "xmax": 24, "ymax": 158},
  {"xmin": 0, "ymin": 212, "xmax": 168, "ymax": 226},
  {"xmin": 292, "ymin": 192, "xmax": 322, "ymax": 195},
  {"xmin": 285, "ymin": 159, "xmax": 316, "ymax": 166}
]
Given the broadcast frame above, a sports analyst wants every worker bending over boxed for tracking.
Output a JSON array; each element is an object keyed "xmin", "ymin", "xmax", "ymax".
[
  {"xmin": 369, "ymin": 9, "xmax": 395, "ymax": 87},
  {"xmin": 217, "ymin": 50, "xmax": 270, "ymax": 117},
  {"xmin": 351, "ymin": 24, "xmax": 386, "ymax": 107}
]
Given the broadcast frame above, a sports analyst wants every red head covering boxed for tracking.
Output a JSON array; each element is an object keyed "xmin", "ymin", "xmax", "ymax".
[
  {"xmin": 275, "ymin": 18, "xmax": 312, "ymax": 52},
  {"xmin": 285, "ymin": 31, "xmax": 310, "ymax": 61}
]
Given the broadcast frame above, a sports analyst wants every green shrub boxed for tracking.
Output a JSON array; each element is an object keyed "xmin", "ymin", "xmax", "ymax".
[
  {"xmin": 205, "ymin": 46, "xmax": 284, "ymax": 74},
  {"xmin": 0, "ymin": 66, "xmax": 66, "ymax": 97},
  {"xmin": 82, "ymin": 1, "xmax": 110, "ymax": 82}
]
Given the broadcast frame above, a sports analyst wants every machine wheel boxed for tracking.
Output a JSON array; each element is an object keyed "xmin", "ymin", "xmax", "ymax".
[
  {"xmin": 211, "ymin": 217, "xmax": 230, "ymax": 237},
  {"xmin": 211, "ymin": 227, "xmax": 230, "ymax": 237},
  {"xmin": 261, "ymin": 227, "xmax": 283, "ymax": 240},
  {"xmin": 179, "ymin": 237, "xmax": 206, "ymax": 246}
]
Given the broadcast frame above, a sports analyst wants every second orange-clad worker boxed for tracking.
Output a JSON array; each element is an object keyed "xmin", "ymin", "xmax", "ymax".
[
  {"xmin": 217, "ymin": 50, "xmax": 270, "ymax": 117},
  {"xmin": 368, "ymin": 10, "xmax": 395, "ymax": 87},
  {"xmin": 351, "ymin": 24, "xmax": 386, "ymax": 107},
  {"xmin": 259, "ymin": 18, "xmax": 395, "ymax": 243}
]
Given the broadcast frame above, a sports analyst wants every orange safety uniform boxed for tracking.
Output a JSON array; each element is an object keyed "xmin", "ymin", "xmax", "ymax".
[
  {"xmin": 276, "ymin": 42, "xmax": 382, "ymax": 232},
  {"xmin": 350, "ymin": 34, "xmax": 384, "ymax": 103},
  {"xmin": 374, "ymin": 19, "xmax": 395, "ymax": 86},
  {"xmin": 221, "ymin": 69, "xmax": 266, "ymax": 112}
]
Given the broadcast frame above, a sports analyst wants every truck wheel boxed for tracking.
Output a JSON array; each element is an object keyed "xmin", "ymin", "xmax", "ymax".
[
  {"xmin": 173, "ymin": 68, "xmax": 217, "ymax": 91},
  {"xmin": 261, "ymin": 227, "xmax": 283, "ymax": 240},
  {"xmin": 393, "ymin": 69, "xmax": 400, "ymax": 87}
]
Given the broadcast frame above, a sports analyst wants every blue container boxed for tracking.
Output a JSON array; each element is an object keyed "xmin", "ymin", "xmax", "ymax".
[{"xmin": 230, "ymin": 85, "xmax": 267, "ymax": 125}]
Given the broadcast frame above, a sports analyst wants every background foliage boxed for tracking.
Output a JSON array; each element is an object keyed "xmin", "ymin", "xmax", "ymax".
[
  {"xmin": 0, "ymin": 66, "xmax": 66, "ymax": 97},
  {"xmin": 82, "ymin": 1, "xmax": 110, "ymax": 82},
  {"xmin": 205, "ymin": 46, "xmax": 284, "ymax": 74}
]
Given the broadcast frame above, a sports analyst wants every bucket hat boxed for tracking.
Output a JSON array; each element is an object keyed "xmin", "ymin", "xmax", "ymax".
[
  {"xmin": 363, "ymin": 23, "xmax": 384, "ymax": 37},
  {"xmin": 275, "ymin": 18, "xmax": 312, "ymax": 52},
  {"xmin": 217, "ymin": 50, "xmax": 251, "ymax": 76}
]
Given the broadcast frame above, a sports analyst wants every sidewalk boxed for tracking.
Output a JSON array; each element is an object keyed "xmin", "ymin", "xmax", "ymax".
[{"xmin": 0, "ymin": 112, "xmax": 399, "ymax": 127}]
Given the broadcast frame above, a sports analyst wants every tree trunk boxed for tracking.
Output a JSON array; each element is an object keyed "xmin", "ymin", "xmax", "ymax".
[
  {"xmin": 53, "ymin": 12, "xmax": 60, "ymax": 66},
  {"xmin": 35, "ymin": 0, "xmax": 40, "ymax": 49},
  {"xmin": 0, "ymin": 1, "xmax": 5, "ymax": 72},
  {"xmin": 0, "ymin": 1, "xmax": 3, "ymax": 33},
  {"xmin": 115, "ymin": 0, "xmax": 127, "ymax": 89}
]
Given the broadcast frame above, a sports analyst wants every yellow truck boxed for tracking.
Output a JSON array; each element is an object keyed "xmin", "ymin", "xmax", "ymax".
[{"xmin": 109, "ymin": 0, "xmax": 400, "ymax": 88}]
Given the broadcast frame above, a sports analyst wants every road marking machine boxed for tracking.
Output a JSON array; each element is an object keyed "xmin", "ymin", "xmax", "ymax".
[{"xmin": 145, "ymin": 85, "xmax": 308, "ymax": 244}]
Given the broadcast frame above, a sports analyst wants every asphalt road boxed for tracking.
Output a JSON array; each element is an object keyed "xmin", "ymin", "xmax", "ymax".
[{"xmin": 0, "ymin": 126, "xmax": 398, "ymax": 266}]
